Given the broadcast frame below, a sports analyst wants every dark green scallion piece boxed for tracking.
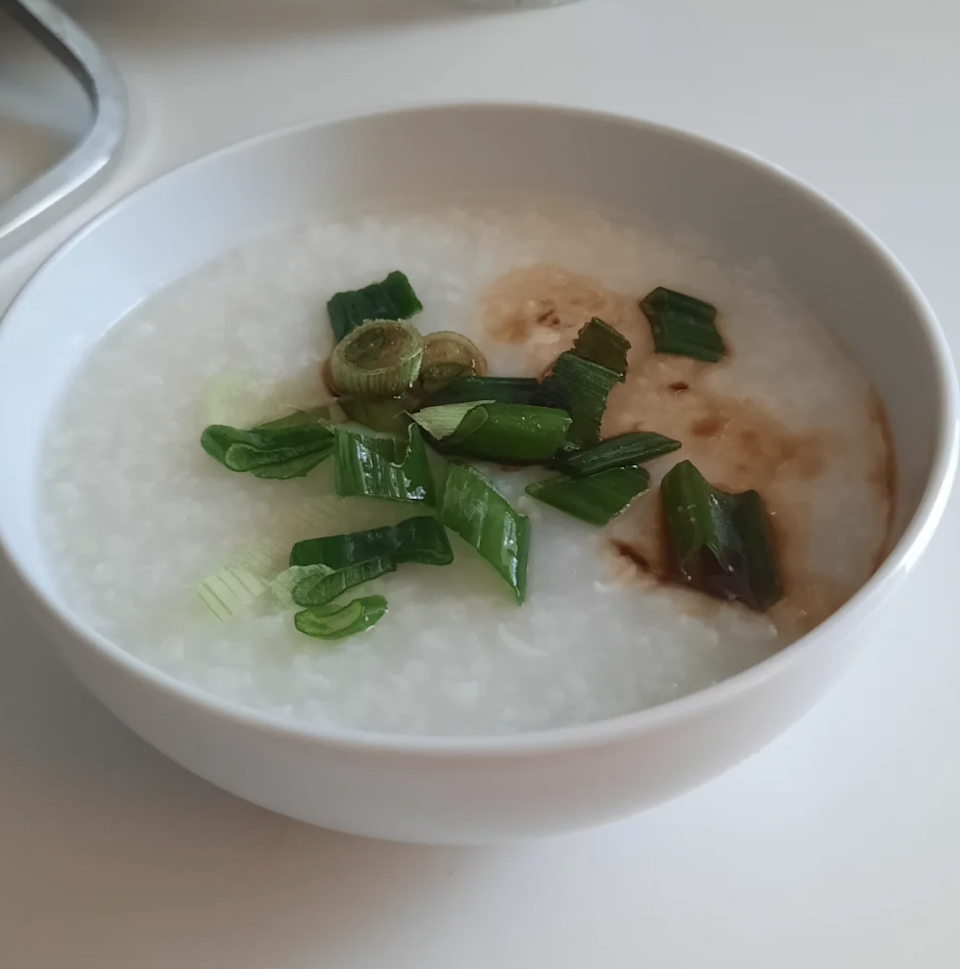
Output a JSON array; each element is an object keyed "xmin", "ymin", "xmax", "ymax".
[
  {"xmin": 417, "ymin": 402, "xmax": 571, "ymax": 464},
  {"xmin": 200, "ymin": 423, "xmax": 334, "ymax": 479},
  {"xmin": 555, "ymin": 431, "xmax": 681, "ymax": 477},
  {"xmin": 532, "ymin": 352, "xmax": 620, "ymax": 446},
  {"xmin": 444, "ymin": 403, "xmax": 490, "ymax": 446},
  {"xmin": 410, "ymin": 401, "xmax": 490, "ymax": 441},
  {"xmin": 257, "ymin": 406, "xmax": 342, "ymax": 430},
  {"xmin": 640, "ymin": 287, "xmax": 725, "ymax": 363},
  {"xmin": 571, "ymin": 318, "xmax": 630, "ymax": 379},
  {"xmin": 425, "ymin": 376, "xmax": 540, "ymax": 407},
  {"xmin": 438, "ymin": 464, "xmax": 529, "ymax": 604},
  {"xmin": 290, "ymin": 515, "xmax": 453, "ymax": 570},
  {"xmin": 333, "ymin": 424, "xmax": 435, "ymax": 504},
  {"xmin": 660, "ymin": 460, "xmax": 781, "ymax": 612},
  {"xmin": 327, "ymin": 271, "xmax": 423, "ymax": 343},
  {"xmin": 526, "ymin": 466, "xmax": 650, "ymax": 526},
  {"xmin": 291, "ymin": 556, "xmax": 397, "ymax": 608},
  {"xmin": 294, "ymin": 595, "xmax": 388, "ymax": 640}
]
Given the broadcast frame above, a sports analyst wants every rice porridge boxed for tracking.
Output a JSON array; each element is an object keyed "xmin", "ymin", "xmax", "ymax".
[{"xmin": 39, "ymin": 199, "xmax": 892, "ymax": 735}]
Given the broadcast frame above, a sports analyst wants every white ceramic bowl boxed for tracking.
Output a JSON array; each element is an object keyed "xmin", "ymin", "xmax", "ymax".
[{"xmin": 0, "ymin": 104, "xmax": 956, "ymax": 844}]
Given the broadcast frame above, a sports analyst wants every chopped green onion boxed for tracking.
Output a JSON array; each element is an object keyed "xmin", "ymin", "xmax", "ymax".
[
  {"xmin": 237, "ymin": 499, "xmax": 351, "ymax": 577},
  {"xmin": 527, "ymin": 317, "xmax": 630, "ymax": 447},
  {"xmin": 439, "ymin": 464, "xmax": 529, "ymax": 603},
  {"xmin": 571, "ymin": 318, "xmax": 630, "ymax": 379},
  {"xmin": 256, "ymin": 405, "xmax": 345, "ymax": 430},
  {"xmin": 270, "ymin": 564, "xmax": 333, "ymax": 606},
  {"xmin": 295, "ymin": 595, "xmax": 389, "ymax": 640},
  {"xmin": 640, "ymin": 287, "xmax": 725, "ymax": 363},
  {"xmin": 200, "ymin": 423, "xmax": 334, "ymax": 479},
  {"xmin": 445, "ymin": 402, "xmax": 490, "ymax": 446},
  {"xmin": 197, "ymin": 566, "xmax": 268, "ymax": 621},
  {"xmin": 533, "ymin": 352, "xmax": 620, "ymax": 446},
  {"xmin": 290, "ymin": 515, "xmax": 454, "ymax": 570},
  {"xmin": 331, "ymin": 320, "xmax": 423, "ymax": 398},
  {"xmin": 661, "ymin": 460, "xmax": 781, "ymax": 611},
  {"xmin": 334, "ymin": 424, "xmax": 435, "ymax": 504},
  {"xmin": 526, "ymin": 467, "xmax": 650, "ymax": 527},
  {"xmin": 419, "ymin": 331, "xmax": 487, "ymax": 394},
  {"xmin": 725, "ymin": 489, "xmax": 783, "ymax": 612},
  {"xmin": 426, "ymin": 376, "xmax": 540, "ymax": 407},
  {"xmin": 556, "ymin": 431, "xmax": 681, "ymax": 476},
  {"xmin": 411, "ymin": 401, "xmax": 491, "ymax": 441},
  {"xmin": 444, "ymin": 403, "xmax": 571, "ymax": 464},
  {"xmin": 327, "ymin": 271, "xmax": 422, "ymax": 343},
  {"xmin": 291, "ymin": 556, "xmax": 396, "ymax": 607},
  {"xmin": 247, "ymin": 452, "xmax": 331, "ymax": 480}
]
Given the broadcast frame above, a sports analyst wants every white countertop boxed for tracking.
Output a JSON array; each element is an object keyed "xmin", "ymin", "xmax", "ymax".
[{"xmin": 2, "ymin": 1, "xmax": 959, "ymax": 966}]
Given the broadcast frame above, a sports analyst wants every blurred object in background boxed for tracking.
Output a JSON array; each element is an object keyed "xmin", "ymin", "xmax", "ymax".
[
  {"xmin": 453, "ymin": 0, "xmax": 584, "ymax": 8},
  {"xmin": 0, "ymin": 0, "xmax": 125, "ymax": 259}
]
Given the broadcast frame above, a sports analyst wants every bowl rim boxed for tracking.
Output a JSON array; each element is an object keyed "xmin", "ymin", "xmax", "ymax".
[{"xmin": 2, "ymin": 100, "xmax": 957, "ymax": 757}]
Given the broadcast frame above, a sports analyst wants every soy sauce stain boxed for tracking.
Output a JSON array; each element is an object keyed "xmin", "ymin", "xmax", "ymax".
[
  {"xmin": 690, "ymin": 415, "xmax": 722, "ymax": 439},
  {"xmin": 611, "ymin": 540, "xmax": 655, "ymax": 575},
  {"xmin": 535, "ymin": 308, "xmax": 563, "ymax": 328},
  {"xmin": 480, "ymin": 263, "xmax": 896, "ymax": 638},
  {"xmin": 481, "ymin": 264, "xmax": 639, "ymax": 372},
  {"xmin": 607, "ymin": 529, "xmax": 751, "ymax": 622}
]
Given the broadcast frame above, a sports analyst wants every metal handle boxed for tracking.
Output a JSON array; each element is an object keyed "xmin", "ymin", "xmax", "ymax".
[{"xmin": 0, "ymin": 0, "xmax": 126, "ymax": 259}]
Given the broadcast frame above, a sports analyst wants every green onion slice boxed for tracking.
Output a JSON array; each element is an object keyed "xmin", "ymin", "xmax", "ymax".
[
  {"xmin": 331, "ymin": 320, "xmax": 424, "ymax": 398},
  {"xmin": 640, "ymin": 287, "xmax": 725, "ymax": 363},
  {"xmin": 425, "ymin": 376, "xmax": 540, "ymax": 407},
  {"xmin": 411, "ymin": 401, "xmax": 491, "ymax": 441},
  {"xmin": 294, "ymin": 595, "xmax": 389, "ymax": 640},
  {"xmin": 236, "ymin": 499, "xmax": 351, "ymax": 578},
  {"xmin": 571, "ymin": 317, "xmax": 630, "ymax": 379},
  {"xmin": 660, "ymin": 460, "xmax": 782, "ymax": 611},
  {"xmin": 200, "ymin": 423, "xmax": 334, "ymax": 479},
  {"xmin": 334, "ymin": 424, "xmax": 435, "ymax": 504},
  {"xmin": 291, "ymin": 555, "xmax": 396, "ymax": 608},
  {"xmin": 290, "ymin": 515, "xmax": 453, "ymax": 569},
  {"xmin": 421, "ymin": 403, "xmax": 571, "ymax": 464},
  {"xmin": 327, "ymin": 271, "xmax": 422, "ymax": 343},
  {"xmin": 532, "ymin": 352, "xmax": 620, "ymax": 446},
  {"xmin": 447, "ymin": 403, "xmax": 571, "ymax": 464},
  {"xmin": 256, "ymin": 405, "xmax": 345, "ymax": 430},
  {"xmin": 197, "ymin": 566, "xmax": 268, "ymax": 621},
  {"xmin": 419, "ymin": 331, "xmax": 487, "ymax": 394},
  {"xmin": 445, "ymin": 402, "xmax": 490, "ymax": 446},
  {"xmin": 438, "ymin": 464, "xmax": 529, "ymax": 604},
  {"xmin": 270, "ymin": 564, "xmax": 333, "ymax": 606},
  {"xmin": 526, "ymin": 466, "xmax": 650, "ymax": 526},
  {"xmin": 556, "ymin": 431, "xmax": 681, "ymax": 476}
]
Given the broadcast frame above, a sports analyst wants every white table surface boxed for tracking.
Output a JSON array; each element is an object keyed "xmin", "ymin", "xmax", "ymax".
[{"xmin": 2, "ymin": 1, "xmax": 959, "ymax": 966}]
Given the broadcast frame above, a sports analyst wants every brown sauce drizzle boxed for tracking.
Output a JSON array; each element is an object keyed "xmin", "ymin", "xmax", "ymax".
[
  {"xmin": 611, "ymin": 540, "xmax": 656, "ymax": 575},
  {"xmin": 607, "ymin": 530, "xmax": 758, "ymax": 623},
  {"xmin": 479, "ymin": 262, "xmax": 897, "ymax": 640},
  {"xmin": 481, "ymin": 263, "xmax": 643, "ymax": 375}
]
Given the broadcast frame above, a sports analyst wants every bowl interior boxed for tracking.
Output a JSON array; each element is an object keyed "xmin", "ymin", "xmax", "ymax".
[{"xmin": 0, "ymin": 104, "xmax": 952, "ymax": 709}]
